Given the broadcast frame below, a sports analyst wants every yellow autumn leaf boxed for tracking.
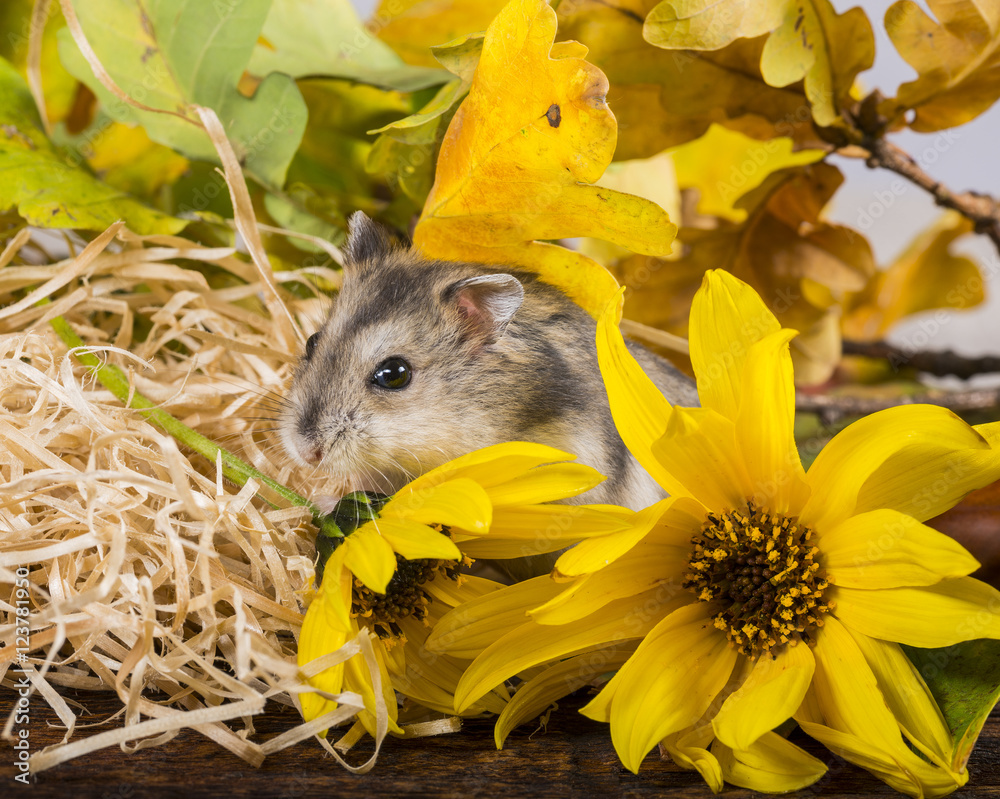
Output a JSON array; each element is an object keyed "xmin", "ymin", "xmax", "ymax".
[
  {"xmin": 883, "ymin": 0, "xmax": 1000, "ymax": 131},
  {"xmin": 372, "ymin": 0, "xmax": 507, "ymax": 67},
  {"xmin": 759, "ymin": 0, "xmax": 875, "ymax": 127},
  {"xmin": 669, "ymin": 124, "xmax": 824, "ymax": 221},
  {"xmin": 85, "ymin": 120, "xmax": 190, "ymax": 197},
  {"xmin": 367, "ymin": 33, "xmax": 485, "ymax": 205},
  {"xmin": 644, "ymin": 0, "xmax": 785, "ymax": 50},
  {"xmin": 842, "ymin": 212, "xmax": 983, "ymax": 341},
  {"xmin": 413, "ymin": 0, "xmax": 677, "ymax": 317},
  {"xmin": 577, "ymin": 151, "xmax": 681, "ymax": 266},
  {"xmin": 646, "ymin": 0, "xmax": 874, "ymax": 129},
  {"xmin": 0, "ymin": 0, "xmax": 78, "ymax": 126},
  {"xmin": 562, "ymin": 0, "xmax": 825, "ymax": 157},
  {"xmin": 609, "ymin": 163, "xmax": 875, "ymax": 385}
]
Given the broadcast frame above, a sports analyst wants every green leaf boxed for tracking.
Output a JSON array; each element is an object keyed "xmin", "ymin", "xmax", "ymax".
[
  {"xmin": 249, "ymin": 0, "xmax": 449, "ymax": 91},
  {"xmin": 315, "ymin": 491, "xmax": 390, "ymax": 585},
  {"xmin": 367, "ymin": 33, "xmax": 484, "ymax": 205},
  {"xmin": 271, "ymin": 78, "xmax": 415, "ymax": 239},
  {"xmin": 0, "ymin": 56, "xmax": 184, "ymax": 234},
  {"xmin": 57, "ymin": 0, "xmax": 308, "ymax": 191},
  {"xmin": 903, "ymin": 639, "xmax": 1000, "ymax": 770}
]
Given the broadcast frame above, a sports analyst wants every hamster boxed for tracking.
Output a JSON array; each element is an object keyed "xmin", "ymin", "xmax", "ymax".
[{"xmin": 280, "ymin": 213, "xmax": 698, "ymax": 567}]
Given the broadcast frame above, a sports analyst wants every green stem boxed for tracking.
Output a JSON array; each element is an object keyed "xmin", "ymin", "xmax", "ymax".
[{"xmin": 49, "ymin": 316, "xmax": 342, "ymax": 538}]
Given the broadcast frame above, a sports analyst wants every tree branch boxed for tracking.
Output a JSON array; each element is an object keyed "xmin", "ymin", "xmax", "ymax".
[
  {"xmin": 861, "ymin": 135, "xmax": 1000, "ymax": 256},
  {"xmin": 842, "ymin": 340, "xmax": 1000, "ymax": 380},
  {"xmin": 796, "ymin": 387, "xmax": 1000, "ymax": 426}
]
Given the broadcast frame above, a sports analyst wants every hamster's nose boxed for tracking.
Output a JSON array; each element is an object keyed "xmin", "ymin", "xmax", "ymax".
[
  {"xmin": 300, "ymin": 443, "xmax": 324, "ymax": 464},
  {"xmin": 288, "ymin": 432, "xmax": 323, "ymax": 465}
]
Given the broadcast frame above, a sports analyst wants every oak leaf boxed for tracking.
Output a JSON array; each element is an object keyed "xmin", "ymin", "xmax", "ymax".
[
  {"xmin": 57, "ymin": 0, "xmax": 307, "ymax": 191},
  {"xmin": 249, "ymin": 0, "xmax": 447, "ymax": 91},
  {"xmin": 645, "ymin": 0, "xmax": 874, "ymax": 129},
  {"xmin": 560, "ymin": 0, "xmax": 824, "ymax": 157},
  {"xmin": 0, "ymin": 0, "xmax": 77, "ymax": 126},
  {"xmin": 883, "ymin": 0, "xmax": 1000, "ymax": 131},
  {"xmin": 759, "ymin": 0, "xmax": 874, "ymax": 127},
  {"xmin": 644, "ymin": 0, "xmax": 785, "ymax": 50},
  {"xmin": 0, "ymin": 57, "xmax": 184, "ymax": 234},
  {"xmin": 842, "ymin": 212, "xmax": 982, "ymax": 341},
  {"xmin": 609, "ymin": 163, "xmax": 875, "ymax": 385},
  {"xmin": 78, "ymin": 120, "xmax": 190, "ymax": 198},
  {"xmin": 368, "ymin": 33, "xmax": 485, "ymax": 205},
  {"xmin": 669, "ymin": 124, "xmax": 823, "ymax": 221},
  {"xmin": 371, "ymin": 0, "xmax": 507, "ymax": 67},
  {"xmin": 413, "ymin": 0, "xmax": 677, "ymax": 317}
]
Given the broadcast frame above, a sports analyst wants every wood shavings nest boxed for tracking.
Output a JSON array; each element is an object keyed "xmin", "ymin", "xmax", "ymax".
[{"xmin": 0, "ymin": 225, "xmax": 367, "ymax": 771}]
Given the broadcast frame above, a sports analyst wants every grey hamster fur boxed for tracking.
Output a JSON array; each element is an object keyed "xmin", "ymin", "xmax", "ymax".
[{"xmin": 281, "ymin": 212, "xmax": 698, "ymax": 523}]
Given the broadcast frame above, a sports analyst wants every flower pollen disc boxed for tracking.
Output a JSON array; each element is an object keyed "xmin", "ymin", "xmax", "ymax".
[{"xmin": 684, "ymin": 501, "xmax": 832, "ymax": 658}]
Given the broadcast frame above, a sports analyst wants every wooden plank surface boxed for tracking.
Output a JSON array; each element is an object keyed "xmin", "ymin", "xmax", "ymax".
[{"xmin": 2, "ymin": 687, "xmax": 998, "ymax": 797}]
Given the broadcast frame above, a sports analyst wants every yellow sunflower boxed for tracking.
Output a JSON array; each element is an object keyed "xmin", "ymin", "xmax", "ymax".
[
  {"xmin": 297, "ymin": 441, "xmax": 631, "ymax": 739},
  {"xmin": 431, "ymin": 271, "xmax": 1000, "ymax": 796}
]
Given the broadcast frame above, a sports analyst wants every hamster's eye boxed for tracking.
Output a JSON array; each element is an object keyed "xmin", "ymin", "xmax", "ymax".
[
  {"xmin": 305, "ymin": 332, "xmax": 320, "ymax": 360},
  {"xmin": 371, "ymin": 357, "xmax": 411, "ymax": 390}
]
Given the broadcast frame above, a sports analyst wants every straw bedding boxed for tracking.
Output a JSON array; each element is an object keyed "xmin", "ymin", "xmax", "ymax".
[{"xmin": 0, "ymin": 217, "xmax": 404, "ymax": 771}]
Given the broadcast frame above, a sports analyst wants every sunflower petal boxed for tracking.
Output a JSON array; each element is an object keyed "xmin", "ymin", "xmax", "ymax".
[
  {"xmin": 846, "ymin": 628, "xmax": 952, "ymax": 768},
  {"xmin": 855, "ymin": 422, "xmax": 1000, "ymax": 524},
  {"xmin": 714, "ymin": 732, "xmax": 827, "ymax": 793},
  {"xmin": 395, "ymin": 617, "xmax": 508, "ymax": 716},
  {"xmin": 801, "ymin": 405, "xmax": 989, "ymax": 530},
  {"xmin": 343, "ymin": 525, "xmax": 397, "ymax": 594},
  {"xmin": 831, "ymin": 578, "xmax": 1000, "ymax": 647},
  {"xmin": 689, "ymin": 269, "xmax": 781, "ymax": 422},
  {"xmin": 799, "ymin": 614, "xmax": 970, "ymax": 796},
  {"xmin": 579, "ymin": 653, "xmax": 627, "ymax": 724},
  {"xmin": 662, "ymin": 726, "xmax": 724, "ymax": 793},
  {"xmin": 494, "ymin": 648, "xmax": 633, "ymax": 747},
  {"xmin": 554, "ymin": 496, "xmax": 700, "ymax": 578},
  {"xmin": 343, "ymin": 638, "xmax": 402, "ymax": 737},
  {"xmin": 650, "ymin": 407, "xmax": 753, "ymax": 510},
  {"xmin": 455, "ymin": 590, "xmax": 689, "ymax": 714},
  {"xmin": 311, "ymin": 545, "xmax": 353, "ymax": 631},
  {"xmin": 801, "ymin": 614, "xmax": 906, "ymax": 747},
  {"xmin": 402, "ymin": 441, "xmax": 576, "ymax": 493},
  {"xmin": 607, "ymin": 602, "xmax": 739, "ymax": 773},
  {"xmin": 534, "ymin": 537, "xmax": 689, "ymax": 624},
  {"xmin": 821, "ymin": 509, "xmax": 980, "ymax": 589},
  {"xmin": 423, "ymin": 572, "xmax": 502, "ymax": 607},
  {"xmin": 297, "ymin": 597, "xmax": 350, "ymax": 722},
  {"xmin": 797, "ymin": 718, "xmax": 967, "ymax": 798},
  {"xmin": 426, "ymin": 576, "xmax": 565, "ymax": 659},
  {"xmin": 712, "ymin": 642, "xmax": 815, "ymax": 751},
  {"xmin": 596, "ymin": 289, "xmax": 678, "ymax": 493},
  {"xmin": 381, "ymin": 477, "xmax": 492, "ymax": 532},
  {"xmin": 734, "ymin": 330, "xmax": 810, "ymax": 514},
  {"xmin": 373, "ymin": 517, "xmax": 461, "ymax": 562},
  {"xmin": 459, "ymin": 504, "xmax": 631, "ymax": 559},
  {"xmin": 483, "ymin": 462, "xmax": 607, "ymax": 506}
]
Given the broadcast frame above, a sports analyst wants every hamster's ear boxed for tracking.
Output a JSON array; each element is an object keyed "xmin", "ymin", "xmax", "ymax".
[
  {"xmin": 345, "ymin": 211, "xmax": 393, "ymax": 264},
  {"xmin": 445, "ymin": 274, "xmax": 524, "ymax": 345}
]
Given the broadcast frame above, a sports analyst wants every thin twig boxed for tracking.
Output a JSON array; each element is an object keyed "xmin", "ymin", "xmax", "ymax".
[
  {"xmin": 843, "ymin": 340, "xmax": 1000, "ymax": 380},
  {"xmin": 861, "ymin": 136, "xmax": 1000, "ymax": 256},
  {"xmin": 796, "ymin": 388, "xmax": 1000, "ymax": 425}
]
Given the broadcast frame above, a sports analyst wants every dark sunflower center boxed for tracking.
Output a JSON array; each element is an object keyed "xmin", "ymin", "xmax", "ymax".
[
  {"xmin": 683, "ymin": 501, "xmax": 831, "ymax": 658},
  {"xmin": 351, "ymin": 549, "xmax": 462, "ymax": 642},
  {"xmin": 314, "ymin": 492, "xmax": 465, "ymax": 642}
]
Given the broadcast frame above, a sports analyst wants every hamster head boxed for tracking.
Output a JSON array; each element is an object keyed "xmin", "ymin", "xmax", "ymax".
[{"xmin": 280, "ymin": 212, "xmax": 526, "ymax": 496}]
